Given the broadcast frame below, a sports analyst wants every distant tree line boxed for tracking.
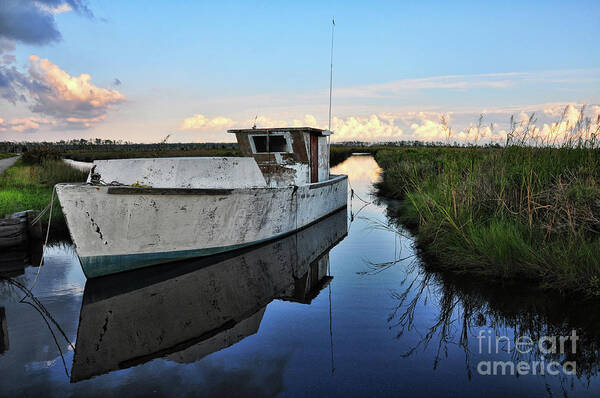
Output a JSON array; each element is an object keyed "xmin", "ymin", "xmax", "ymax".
[
  {"xmin": 1, "ymin": 138, "xmax": 506, "ymax": 154},
  {"xmin": 0, "ymin": 139, "xmax": 239, "ymax": 153},
  {"xmin": 333, "ymin": 140, "xmax": 502, "ymax": 148}
]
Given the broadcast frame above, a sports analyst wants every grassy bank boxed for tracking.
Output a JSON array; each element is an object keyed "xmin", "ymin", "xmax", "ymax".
[
  {"xmin": 0, "ymin": 160, "xmax": 88, "ymax": 227},
  {"xmin": 376, "ymin": 146, "xmax": 600, "ymax": 296},
  {"xmin": 0, "ymin": 153, "xmax": 16, "ymax": 160}
]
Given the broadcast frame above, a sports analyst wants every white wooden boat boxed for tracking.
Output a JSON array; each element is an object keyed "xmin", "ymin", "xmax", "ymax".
[{"xmin": 56, "ymin": 128, "xmax": 347, "ymax": 277}]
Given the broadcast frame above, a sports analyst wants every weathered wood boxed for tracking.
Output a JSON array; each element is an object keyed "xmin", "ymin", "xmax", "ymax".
[
  {"xmin": 0, "ymin": 218, "xmax": 27, "ymax": 248},
  {"xmin": 9, "ymin": 210, "xmax": 42, "ymax": 240},
  {"xmin": 308, "ymin": 174, "xmax": 347, "ymax": 189},
  {"xmin": 0, "ymin": 210, "xmax": 43, "ymax": 248}
]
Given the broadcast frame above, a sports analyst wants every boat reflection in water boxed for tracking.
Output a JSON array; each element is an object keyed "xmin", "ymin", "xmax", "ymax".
[
  {"xmin": 71, "ymin": 207, "xmax": 347, "ymax": 382},
  {"xmin": 0, "ymin": 243, "xmax": 42, "ymax": 278}
]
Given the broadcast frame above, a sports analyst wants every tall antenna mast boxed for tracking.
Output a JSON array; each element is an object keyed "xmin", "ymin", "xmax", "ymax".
[{"xmin": 328, "ymin": 18, "xmax": 335, "ymax": 132}]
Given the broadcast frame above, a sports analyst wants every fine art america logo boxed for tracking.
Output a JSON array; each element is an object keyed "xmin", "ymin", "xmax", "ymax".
[{"xmin": 476, "ymin": 330, "xmax": 578, "ymax": 376}]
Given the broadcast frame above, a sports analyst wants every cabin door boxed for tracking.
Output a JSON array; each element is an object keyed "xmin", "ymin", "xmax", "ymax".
[{"xmin": 310, "ymin": 135, "xmax": 319, "ymax": 183}]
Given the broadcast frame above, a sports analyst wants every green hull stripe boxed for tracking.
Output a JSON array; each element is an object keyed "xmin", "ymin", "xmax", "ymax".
[{"xmin": 80, "ymin": 235, "xmax": 280, "ymax": 278}]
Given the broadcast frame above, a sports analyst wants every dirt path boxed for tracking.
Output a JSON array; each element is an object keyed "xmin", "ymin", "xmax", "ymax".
[{"xmin": 0, "ymin": 156, "xmax": 19, "ymax": 175}]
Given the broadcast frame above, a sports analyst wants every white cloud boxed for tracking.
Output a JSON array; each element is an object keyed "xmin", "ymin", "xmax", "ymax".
[
  {"xmin": 0, "ymin": 117, "xmax": 53, "ymax": 133},
  {"xmin": 180, "ymin": 114, "xmax": 236, "ymax": 130},
  {"xmin": 24, "ymin": 55, "xmax": 125, "ymax": 128},
  {"xmin": 36, "ymin": 2, "xmax": 73, "ymax": 14},
  {"xmin": 0, "ymin": 55, "xmax": 126, "ymax": 132},
  {"xmin": 28, "ymin": 55, "xmax": 125, "ymax": 109},
  {"xmin": 332, "ymin": 115, "xmax": 403, "ymax": 141},
  {"xmin": 176, "ymin": 102, "xmax": 598, "ymax": 144}
]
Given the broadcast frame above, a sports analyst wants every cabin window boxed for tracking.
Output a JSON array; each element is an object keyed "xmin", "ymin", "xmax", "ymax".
[
  {"xmin": 252, "ymin": 136, "xmax": 268, "ymax": 152},
  {"xmin": 250, "ymin": 134, "xmax": 290, "ymax": 153},
  {"xmin": 269, "ymin": 135, "xmax": 288, "ymax": 152}
]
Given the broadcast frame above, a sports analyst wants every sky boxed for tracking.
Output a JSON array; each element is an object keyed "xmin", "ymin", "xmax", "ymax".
[{"xmin": 0, "ymin": 0, "xmax": 599, "ymax": 143}]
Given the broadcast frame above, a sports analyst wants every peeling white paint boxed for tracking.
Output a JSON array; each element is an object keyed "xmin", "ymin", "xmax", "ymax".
[{"xmin": 88, "ymin": 157, "xmax": 267, "ymax": 189}]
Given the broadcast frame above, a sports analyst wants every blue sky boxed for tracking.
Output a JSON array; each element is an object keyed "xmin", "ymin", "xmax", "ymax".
[{"xmin": 1, "ymin": 0, "xmax": 599, "ymax": 142}]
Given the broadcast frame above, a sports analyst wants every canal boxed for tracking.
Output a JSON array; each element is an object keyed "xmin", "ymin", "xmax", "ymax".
[{"xmin": 0, "ymin": 155, "xmax": 599, "ymax": 397}]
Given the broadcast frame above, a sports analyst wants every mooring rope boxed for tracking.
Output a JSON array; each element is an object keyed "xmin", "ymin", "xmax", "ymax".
[
  {"xmin": 346, "ymin": 179, "xmax": 374, "ymax": 232},
  {"xmin": 29, "ymin": 198, "xmax": 52, "ymax": 226},
  {"xmin": 5, "ymin": 277, "xmax": 74, "ymax": 378},
  {"xmin": 20, "ymin": 299, "xmax": 71, "ymax": 378},
  {"xmin": 20, "ymin": 185, "xmax": 57, "ymax": 300},
  {"xmin": 347, "ymin": 179, "xmax": 373, "ymax": 206}
]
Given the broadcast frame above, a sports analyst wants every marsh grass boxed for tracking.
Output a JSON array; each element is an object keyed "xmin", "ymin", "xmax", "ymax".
[
  {"xmin": 0, "ymin": 160, "xmax": 88, "ymax": 223},
  {"xmin": 376, "ymin": 110, "xmax": 600, "ymax": 296}
]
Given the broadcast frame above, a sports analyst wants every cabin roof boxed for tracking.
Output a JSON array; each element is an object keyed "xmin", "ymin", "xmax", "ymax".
[{"xmin": 227, "ymin": 127, "xmax": 332, "ymax": 135}]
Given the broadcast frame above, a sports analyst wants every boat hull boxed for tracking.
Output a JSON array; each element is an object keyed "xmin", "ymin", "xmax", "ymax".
[{"xmin": 56, "ymin": 175, "xmax": 347, "ymax": 278}]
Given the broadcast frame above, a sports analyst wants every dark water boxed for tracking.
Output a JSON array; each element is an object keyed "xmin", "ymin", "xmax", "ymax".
[{"xmin": 1, "ymin": 155, "xmax": 600, "ymax": 397}]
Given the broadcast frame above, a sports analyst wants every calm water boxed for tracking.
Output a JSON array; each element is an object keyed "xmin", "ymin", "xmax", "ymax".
[{"xmin": 1, "ymin": 155, "xmax": 600, "ymax": 397}]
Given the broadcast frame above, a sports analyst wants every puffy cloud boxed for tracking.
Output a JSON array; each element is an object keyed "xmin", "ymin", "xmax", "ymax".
[
  {"xmin": 29, "ymin": 55, "xmax": 123, "ymax": 107},
  {"xmin": 291, "ymin": 114, "xmax": 318, "ymax": 127},
  {"xmin": 180, "ymin": 114, "xmax": 237, "ymax": 130},
  {"xmin": 179, "ymin": 112, "xmax": 405, "ymax": 142},
  {"xmin": 63, "ymin": 115, "xmax": 107, "ymax": 128},
  {"xmin": 520, "ymin": 104, "xmax": 600, "ymax": 145},
  {"xmin": 37, "ymin": 2, "xmax": 73, "ymax": 14},
  {"xmin": 179, "ymin": 113, "xmax": 320, "ymax": 132},
  {"xmin": 332, "ymin": 115, "xmax": 403, "ymax": 141},
  {"xmin": 190, "ymin": 102, "xmax": 598, "ymax": 145},
  {"xmin": 0, "ymin": 55, "xmax": 125, "ymax": 131},
  {"xmin": 542, "ymin": 103, "xmax": 582, "ymax": 127},
  {"xmin": 410, "ymin": 120, "xmax": 445, "ymax": 141},
  {"xmin": 24, "ymin": 55, "xmax": 125, "ymax": 127},
  {"xmin": 250, "ymin": 115, "xmax": 289, "ymax": 128},
  {"xmin": 0, "ymin": 38, "xmax": 15, "ymax": 55},
  {"xmin": 253, "ymin": 114, "xmax": 319, "ymax": 129},
  {"xmin": 0, "ymin": 62, "xmax": 28, "ymax": 104},
  {"xmin": 0, "ymin": 1, "xmax": 92, "ymax": 45},
  {"xmin": 0, "ymin": 117, "xmax": 53, "ymax": 133}
]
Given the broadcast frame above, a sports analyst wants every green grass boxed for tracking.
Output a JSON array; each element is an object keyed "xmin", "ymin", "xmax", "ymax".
[
  {"xmin": 376, "ymin": 146, "xmax": 600, "ymax": 296},
  {"xmin": 0, "ymin": 160, "xmax": 88, "ymax": 224},
  {"xmin": 0, "ymin": 153, "xmax": 16, "ymax": 160}
]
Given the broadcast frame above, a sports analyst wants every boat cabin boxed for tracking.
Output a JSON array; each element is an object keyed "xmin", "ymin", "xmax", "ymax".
[{"xmin": 228, "ymin": 127, "xmax": 332, "ymax": 187}]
